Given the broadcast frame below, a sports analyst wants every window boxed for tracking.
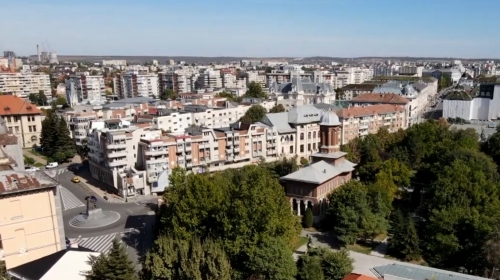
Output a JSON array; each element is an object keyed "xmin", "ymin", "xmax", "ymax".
[
  {"xmin": 29, "ymin": 126, "xmax": 32, "ymax": 132},
  {"xmin": 308, "ymin": 132, "xmax": 311, "ymax": 139},
  {"xmin": 33, "ymin": 125, "xmax": 36, "ymax": 132},
  {"xmin": 300, "ymin": 145, "xmax": 304, "ymax": 153},
  {"xmin": 289, "ymin": 146, "xmax": 294, "ymax": 153},
  {"xmin": 313, "ymin": 143, "xmax": 316, "ymax": 150},
  {"xmin": 15, "ymin": 126, "xmax": 19, "ymax": 133},
  {"xmin": 313, "ymin": 131, "xmax": 316, "ymax": 138},
  {"xmin": 308, "ymin": 144, "xmax": 311, "ymax": 151},
  {"xmin": 300, "ymin": 133, "xmax": 304, "ymax": 140}
]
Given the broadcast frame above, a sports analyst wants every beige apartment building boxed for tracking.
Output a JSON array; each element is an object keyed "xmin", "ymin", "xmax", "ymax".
[
  {"xmin": 0, "ymin": 72, "xmax": 51, "ymax": 99},
  {"xmin": 0, "ymin": 171, "xmax": 66, "ymax": 269},
  {"xmin": 0, "ymin": 95, "xmax": 44, "ymax": 147},
  {"xmin": 336, "ymin": 104, "xmax": 406, "ymax": 143}
]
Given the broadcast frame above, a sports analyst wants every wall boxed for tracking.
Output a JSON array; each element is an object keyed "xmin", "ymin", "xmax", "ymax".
[
  {"xmin": 0, "ymin": 189, "xmax": 64, "ymax": 269},
  {"xmin": 443, "ymin": 99, "xmax": 473, "ymax": 120}
]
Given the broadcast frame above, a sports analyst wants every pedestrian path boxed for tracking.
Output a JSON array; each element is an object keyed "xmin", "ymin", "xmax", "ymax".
[
  {"xmin": 59, "ymin": 186, "xmax": 85, "ymax": 211},
  {"xmin": 44, "ymin": 168, "xmax": 67, "ymax": 179},
  {"xmin": 75, "ymin": 233, "xmax": 119, "ymax": 254}
]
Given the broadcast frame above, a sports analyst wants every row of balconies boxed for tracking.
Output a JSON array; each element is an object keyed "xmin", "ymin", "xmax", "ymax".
[{"xmin": 108, "ymin": 149, "xmax": 127, "ymax": 158}]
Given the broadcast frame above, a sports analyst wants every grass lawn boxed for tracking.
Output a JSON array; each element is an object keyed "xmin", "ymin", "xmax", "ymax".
[
  {"xmin": 294, "ymin": 236, "xmax": 309, "ymax": 251},
  {"xmin": 347, "ymin": 241, "xmax": 378, "ymax": 255},
  {"xmin": 34, "ymin": 162, "xmax": 44, "ymax": 167}
]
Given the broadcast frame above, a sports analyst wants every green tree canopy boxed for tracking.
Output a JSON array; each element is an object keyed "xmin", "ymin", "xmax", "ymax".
[
  {"xmin": 388, "ymin": 210, "xmax": 421, "ymax": 261},
  {"xmin": 215, "ymin": 91, "xmax": 242, "ymax": 102},
  {"xmin": 28, "ymin": 91, "xmax": 48, "ymax": 106},
  {"xmin": 158, "ymin": 166, "xmax": 301, "ymax": 278},
  {"xmin": 85, "ymin": 239, "xmax": 137, "ymax": 280},
  {"xmin": 41, "ymin": 113, "xmax": 76, "ymax": 162},
  {"xmin": 244, "ymin": 81, "xmax": 267, "ymax": 99},
  {"xmin": 140, "ymin": 235, "xmax": 231, "ymax": 280},
  {"xmin": 270, "ymin": 104, "xmax": 286, "ymax": 113},
  {"xmin": 160, "ymin": 88, "xmax": 177, "ymax": 100},
  {"xmin": 241, "ymin": 105, "xmax": 267, "ymax": 123},
  {"xmin": 297, "ymin": 248, "xmax": 353, "ymax": 280}
]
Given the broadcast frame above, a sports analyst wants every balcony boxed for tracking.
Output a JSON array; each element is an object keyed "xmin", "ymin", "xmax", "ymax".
[
  {"xmin": 108, "ymin": 157, "xmax": 127, "ymax": 167},
  {"xmin": 185, "ymin": 145, "xmax": 192, "ymax": 152},
  {"xmin": 177, "ymin": 146, "xmax": 185, "ymax": 153},
  {"xmin": 359, "ymin": 124, "xmax": 369, "ymax": 130},
  {"xmin": 226, "ymin": 148, "xmax": 233, "ymax": 154},
  {"xmin": 108, "ymin": 141, "xmax": 126, "ymax": 149},
  {"xmin": 186, "ymin": 162, "xmax": 193, "ymax": 168},
  {"xmin": 108, "ymin": 150, "xmax": 127, "ymax": 158},
  {"xmin": 146, "ymin": 156, "xmax": 168, "ymax": 164},
  {"xmin": 185, "ymin": 154, "xmax": 192, "ymax": 160},
  {"xmin": 234, "ymin": 147, "xmax": 240, "ymax": 153},
  {"xmin": 145, "ymin": 148, "xmax": 167, "ymax": 156}
]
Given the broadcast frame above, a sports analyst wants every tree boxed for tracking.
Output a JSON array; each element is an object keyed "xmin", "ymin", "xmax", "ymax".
[
  {"xmin": 297, "ymin": 248, "xmax": 353, "ymax": 280},
  {"xmin": 37, "ymin": 90, "xmax": 48, "ymax": 105},
  {"xmin": 484, "ymin": 227, "xmax": 500, "ymax": 278},
  {"xmin": 141, "ymin": 235, "xmax": 231, "ymax": 280},
  {"xmin": 335, "ymin": 88, "xmax": 346, "ymax": 100},
  {"xmin": 300, "ymin": 157, "xmax": 309, "ymax": 166},
  {"xmin": 326, "ymin": 180, "xmax": 387, "ymax": 245},
  {"xmin": 0, "ymin": 260, "xmax": 9, "ymax": 280},
  {"xmin": 244, "ymin": 238, "xmax": 297, "ymax": 280},
  {"xmin": 24, "ymin": 156, "xmax": 35, "ymax": 165},
  {"xmin": 158, "ymin": 165, "xmax": 301, "ymax": 278},
  {"xmin": 41, "ymin": 113, "xmax": 76, "ymax": 162},
  {"xmin": 215, "ymin": 91, "xmax": 242, "ymax": 102},
  {"xmin": 270, "ymin": 104, "xmax": 286, "ymax": 113},
  {"xmin": 303, "ymin": 208, "xmax": 314, "ymax": 228},
  {"xmin": 244, "ymin": 81, "xmax": 266, "ymax": 99},
  {"xmin": 160, "ymin": 88, "xmax": 177, "ymax": 100},
  {"xmin": 388, "ymin": 211, "xmax": 420, "ymax": 261},
  {"xmin": 85, "ymin": 239, "xmax": 137, "ymax": 280},
  {"xmin": 241, "ymin": 105, "xmax": 267, "ymax": 123}
]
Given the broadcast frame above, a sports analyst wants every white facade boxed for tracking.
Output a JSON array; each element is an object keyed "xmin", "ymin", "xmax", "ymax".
[
  {"xmin": 102, "ymin": 60, "xmax": 127, "ymax": 66},
  {"xmin": 222, "ymin": 73, "xmax": 246, "ymax": 89},
  {"xmin": 114, "ymin": 72, "xmax": 159, "ymax": 98},
  {"xmin": 247, "ymin": 71, "xmax": 267, "ymax": 87},
  {"xmin": 66, "ymin": 72, "xmax": 105, "ymax": 106},
  {"xmin": 443, "ymin": 84, "xmax": 500, "ymax": 121},
  {"xmin": 0, "ymin": 73, "xmax": 51, "ymax": 98},
  {"xmin": 197, "ymin": 70, "xmax": 222, "ymax": 89}
]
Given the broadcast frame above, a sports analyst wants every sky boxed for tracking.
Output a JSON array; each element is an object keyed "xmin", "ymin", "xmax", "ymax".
[{"xmin": 2, "ymin": 0, "xmax": 500, "ymax": 58}]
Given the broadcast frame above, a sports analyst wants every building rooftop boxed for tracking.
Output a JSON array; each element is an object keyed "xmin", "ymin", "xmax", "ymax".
[
  {"xmin": 281, "ymin": 160, "xmax": 356, "ymax": 184},
  {"xmin": 350, "ymin": 93, "xmax": 410, "ymax": 105},
  {"xmin": 0, "ymin": 170, "xmax": 58, "ymax": 195},
  {"xmin": 8, "ymin": 249, "xmax": 99, "ymax": 280},
  {"xmin": 372, "ymin": 263, "xmax": 488, "ymax": 280},
  {"xmin": 343, "ymin": 273, "xmax": 378, "ymax": 280},
  {"xmin": 336, "ymin": 104, "xmax": 404, "ymax": 119},
  {"xmin": 0, "ymin": 95, "xmax": 43, "ymax": 116}
]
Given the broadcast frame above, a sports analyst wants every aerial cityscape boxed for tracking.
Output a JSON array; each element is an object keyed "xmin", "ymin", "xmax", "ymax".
[{"xmin": 1, "ymin": 0, "xmax": 500, "ymax": 279}]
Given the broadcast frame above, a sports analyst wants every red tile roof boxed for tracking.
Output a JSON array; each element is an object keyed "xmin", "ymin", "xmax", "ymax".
[
  {"xmin": 336, "ymin": 104, "xmax": 404, "ymax": 119},
  {"xmin": 351, "ymin": 93, "xmax": 410, "ymax": 105},
  {"xmin": 0, "ymin": 95, "xmax": 43, "ymax": 116},
  {"xmin": 343, "ymin": 273, "xmax": 378, "ymax": 280}
]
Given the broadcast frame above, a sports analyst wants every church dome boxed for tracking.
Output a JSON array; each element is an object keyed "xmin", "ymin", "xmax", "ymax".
[{"xmin": 320, "ymin": 110, "xmax": 341, "ymax": 126}]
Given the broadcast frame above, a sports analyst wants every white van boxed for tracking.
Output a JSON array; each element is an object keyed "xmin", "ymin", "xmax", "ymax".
[{"xmin": 46, "ymin": 162, "xmax": 59, "ymax": 169}]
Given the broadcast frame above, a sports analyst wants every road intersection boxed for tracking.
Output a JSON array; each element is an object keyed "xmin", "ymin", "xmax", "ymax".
[{"xmin": 47, "ymin": 165, "xmax": 157, "ymax": 265}]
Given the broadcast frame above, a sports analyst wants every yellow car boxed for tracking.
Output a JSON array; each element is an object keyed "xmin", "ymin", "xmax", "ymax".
[{"xmin": 71, "ymin": 177, "xmax": 80, "ymax": 183}]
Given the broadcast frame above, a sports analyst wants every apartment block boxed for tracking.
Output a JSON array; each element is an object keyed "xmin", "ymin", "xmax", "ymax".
[
  {"xmin": 68, "ymin": 113, "xmax": 97, "ymax": 146},
  {"xmin": 0, "ymin": 170, "xmax": 66, "ymax": 269},
  {"xmin": 87, "ymin": 119, "xmax": 157, "ymax": 197},
  {"xmin": 222, "ymin": 73, "xmax": 246, "ymax": 89},
  {"xmin": 0, "ymin": 96, "xmax": 44, "ymax": 148},
  {"xmin": 196, "ymin": 70, "xmax": 222, "ymax": 89},
  {"xmin": 137, "ymin": 122, "xmax": 274, "ymax": 192},
  {"xmin": 66, "ymin": 72, "xmax": 105, "ymax": 106},
  {"xmin": 158, "ymin": 72, "xmax": 193, "ymax": 94},
  {"xmin": 336, "ymin": 104, "xmax": 406, "ymax": 143},
  {"xmin": 0, "ymin": 73, "xmax": 51, "ymax": 99},
  {"xmin": 246, "ymin": 71, "xmax": 267, "ymax": 87},
  {"xmin": 114, "ymin": 71, "xmax": 159, "ymax": 99}
]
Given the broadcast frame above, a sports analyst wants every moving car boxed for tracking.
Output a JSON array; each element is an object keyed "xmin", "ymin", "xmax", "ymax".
[
  {"xmin": 71, "ymin": 177, "xmax": 80, "ymax": 183},
  {"xmin": 46, "ymin": 162, "xmax": 59, "ymax": 169},
  {"xmin": 25, "ymin": 166, "xmax": 40, "ymax": 172}
]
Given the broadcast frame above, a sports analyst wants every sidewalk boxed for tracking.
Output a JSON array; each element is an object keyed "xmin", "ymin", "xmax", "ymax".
[
  {"xmin": 22, "ymin": 149, "xmax": 47, "ymax": 164},
  {"xmin": 77, "ymin": 170, "xmax": 158, "ymax": 204}
]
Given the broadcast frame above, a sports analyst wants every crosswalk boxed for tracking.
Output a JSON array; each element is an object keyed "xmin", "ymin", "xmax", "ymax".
[
  {"xmin": 74, "ymin": 233, "xmax": 119, "ymax": 254},
  {"xmin": 45, "ymin": 168, "xmax": 67, "ymax": 179},
  {"xmin": 59, "ymin": 186, "xmax": 85, "ymax": 210}
]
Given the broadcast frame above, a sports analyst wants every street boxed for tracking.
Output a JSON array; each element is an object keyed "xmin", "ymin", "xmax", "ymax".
[{"xmin": 49, "ymin": 164, "xmax": 157, "ymax": 266}]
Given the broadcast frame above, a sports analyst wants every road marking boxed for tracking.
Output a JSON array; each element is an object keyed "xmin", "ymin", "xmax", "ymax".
[
  {"xmin": 59, "ymin": 186, "xmax": 85, "ymax": 211},
  {"xmin": 135, "ymin": 202, "xmax": 140, "ymax": 205},
  {"xmin": 77, "ymin": 233, "xmax": 118, "ymax": 254},
  {"xmin": 44, "ymin": 168, "xmax": 68, "ymax": 179}
]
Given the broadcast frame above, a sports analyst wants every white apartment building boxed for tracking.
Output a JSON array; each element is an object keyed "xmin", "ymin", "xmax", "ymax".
[
  {"xmin": 68, "ymin": 113, "xmax": 97, "ymax": 146},
  {"xmin": 246, "ymin": 71, "xmax": 267, "ymax": 87},
  {"xmin": 197, "ymin": 70, "xmax": 222, "ymax": 89},
  {"xmin": 159, "ymin": 71, "xmax": 196, "ymax": 94},
  {"xmin": 88, "ymin": 119, "xmax": 158, "ymax": 197},
  {"xmin": 0, "ymin": 73, "xmax": 51, "ymax": 98},
  {"xmin": 102, "ymin": 60, "xmax": 127, "ymax": 66},
  {"xmin": 114, "ymin": 71, "xmax": 159, "ymax": 99},
  {"xmin": 222, "ymin": 73, "xmax": 246, "ymax": 89},
  {"xmin": 66, "ymin": 72, "xmax": 105, "ymax": 106}
]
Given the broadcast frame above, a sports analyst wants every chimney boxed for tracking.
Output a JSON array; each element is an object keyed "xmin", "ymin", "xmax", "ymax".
[
  {"xmin": 37, "ymin": 45, "xmax": 41, "ymax": 62},
  {"xmin": 322, "ymin": 169, "xmax": 326, "ymax": 173}
]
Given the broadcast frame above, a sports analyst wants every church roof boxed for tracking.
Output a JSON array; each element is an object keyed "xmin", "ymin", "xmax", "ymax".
[
  {"xmin": 320, "ymin": 110, "xmax": 341, "ymax": 126},
  {"xmin": 281, "ymin": 160, "xmax": 356, "ymax": 184}
]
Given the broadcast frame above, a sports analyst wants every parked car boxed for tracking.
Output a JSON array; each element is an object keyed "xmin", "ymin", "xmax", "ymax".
[
  {"xmin": 71, "ymin": 177, "xmax": 80, "ymax": 183},
  {"xmin": 46, "ymin": 162, "xmax": 59, "ymax": 169},
  {"xmin": 25, "ymin": 166, "xmax": 40, "ymax": 172}
]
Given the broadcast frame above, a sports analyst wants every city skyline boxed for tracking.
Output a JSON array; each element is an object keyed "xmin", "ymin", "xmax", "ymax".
[{"xmin": 1, "ymin": 0, "xmax": 500, "ymax": 58}]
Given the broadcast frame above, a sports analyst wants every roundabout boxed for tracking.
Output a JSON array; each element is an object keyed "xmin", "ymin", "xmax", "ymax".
[{"xmin": 69, "ymin": 208, "xmax": 121, "ymax": 229}]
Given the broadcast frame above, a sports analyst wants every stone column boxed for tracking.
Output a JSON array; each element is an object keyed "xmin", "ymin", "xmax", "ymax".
[{"xmin": 297, "ymin": 200, "xmax": 301, "ymax": 216}]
